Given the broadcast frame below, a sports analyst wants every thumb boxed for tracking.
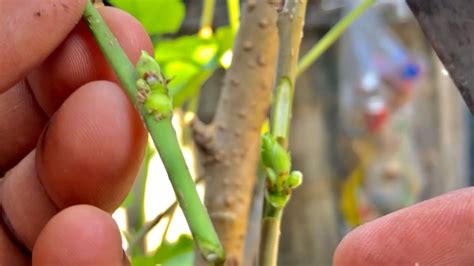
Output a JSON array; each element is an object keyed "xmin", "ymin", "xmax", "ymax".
[{"xmin": 0, "ymin": 0, "xmax": 86, "ymax": 92}]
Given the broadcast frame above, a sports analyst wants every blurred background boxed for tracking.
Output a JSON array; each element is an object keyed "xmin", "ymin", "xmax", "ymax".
[
  {"xmin": 280, "ymin": 1, "xmax": 471, "ymax": 264},
  {"xmin": 104, "ymin": 0, "xmax": 473, "ymax": 265}
]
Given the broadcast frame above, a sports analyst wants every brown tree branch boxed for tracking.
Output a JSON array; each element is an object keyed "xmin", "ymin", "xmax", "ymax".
[{"xmin": 193, "ymin": 1, "xmax": 279, "ymax": 265}]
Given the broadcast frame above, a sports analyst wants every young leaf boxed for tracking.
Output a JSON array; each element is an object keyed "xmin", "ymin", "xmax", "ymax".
[
  {"xmin": 215, "ymin": 26, "xmax": 236, "ymax": 56},
  {"xmin": 154, "ymin": 35, "xmax": 219, "ymax": 107},
  {"xmin": 110, "ymin": 0, "xmax": 185, "ymax": 35},
  {"xmin": 154, "ymin": 235, "xmax": 194, "ymax": 264}
]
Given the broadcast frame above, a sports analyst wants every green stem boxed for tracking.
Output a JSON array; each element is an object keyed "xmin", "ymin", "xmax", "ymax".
[
  {"xmin": 259, "ymin": 218, "xmax": 280, "ymax": 266},
  {"xmin": 271, "ymin": 78, "xmax": 292, "ymax": 147},
  {"xmin": 200, "ymin": 0, "xmax": 215, "ymax": 31},
  {"xmin": 296, "ymin": 0, "xmax": 375, "ymax": 77},
  {"xmin": 82, "ymin": 3, "xmax": 137, "ymax": 103},
  {"xmin": 127, "ymin": 177, "xmax": 204, "ymax": 255},
  {"xmin": 129, "ymin": 142, "xmax": 155, "ymax": 255},
  {"xmin": 144, "ymin": 117, "xmax": 224, "ymax": 263},
  {"xmin": 137, "ymin": 142, "xmax": 155, "ymax": 232},
  {"xmin": 226, "ymin": 0, "xmax": 240, "ymax": 33},
  {"xmin": 259, "ymin": 1, "xmax": 307, "ymax": 266},
  {"xmin": 263, "ymin": 201, "xmax": 282, "ymax": 219},
  {"xmin": 82, "ymin": 2, "xmax": 224, "ymax": 264},
  {"xmin": 270, "ymin": 0, "xmax": 307, "ymax": 146},
  {"xmin": 259, "ymin": 203, "xmax": 282, "ymax": 266}
]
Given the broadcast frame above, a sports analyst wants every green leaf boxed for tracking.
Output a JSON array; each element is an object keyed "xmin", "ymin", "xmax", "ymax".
[
  {"xmin": 150, "ymin": 29, "xmax": 236, "ymax": 108},
  {"xmin": 162, "ymin": 61, "xmax": 199, "ymax": 107},
  {"xmin": 110, "ymin": 0, "xmax": 185, "ymax": 35},
  {"xmin": 163, "ymin": 252, "xmax": 193, "ymax": 266},
  {"xmin": 155, "ymin": 35, "xmax": 218, "ymax": 66},
  {"xmin": 154, "ymin": 235, "xmax": 194, "ymax": 264},
  {"xmin": 131, "ymin": 255, "xmax": 155, "ymax": 266},
  {"xmin": 165, "ymin": 63, "xmax": 214, "ymax": 107},
  {"xmin": 130, "ymin": 235, "xmax": 194, "ymax": 266},
  {"xmin": 154, "ymin": 35, "xmax": 219, "ymax": 107},
  {"xmin": 215, "ymin": 26, "xmax": 235, "ymax": 56}
]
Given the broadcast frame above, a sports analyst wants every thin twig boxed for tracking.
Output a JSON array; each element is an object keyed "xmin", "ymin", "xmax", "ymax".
[
  {"xmin": 126, "ymin": 201, "xmax": 179, "ymax": 254},
  {"xmin": 160, "ymin": 204, "xmax": 177, "ymax": 244},
  {"xmin": 200, "ymin": 0, "xmax": 215, "ymax": 36},
  {"xmin": 126, "ymin": 177, "xmax": 204, "ymax": 254},
  {"xmin": 128, "ymin": 142, "xmax": 155, "ymax": 255},
  {"xmin": 296, "ymin": 0, "xmax": 375, "ymax": 77},
  {"xmin": 226, "ymin": 0, "xmax": 240, "ymax": 33}
]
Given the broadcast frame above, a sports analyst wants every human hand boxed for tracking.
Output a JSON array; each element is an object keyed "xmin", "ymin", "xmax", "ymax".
[
  {"xmin": 0, "ymin": 1, "xmax": 152, "ymax": 265},
  {"xmin": 334, "ymin": 187, "xmax": 474, "ymax": 265}
]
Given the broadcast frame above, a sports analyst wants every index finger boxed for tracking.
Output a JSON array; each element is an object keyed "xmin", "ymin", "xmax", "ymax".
[
  {"xmin": 334, "ymin": 187, "xmax": 474, "ymax": 265},
  {"xmin": 0, "ymin": 0, "xmax": 86, "ymax": 92}
]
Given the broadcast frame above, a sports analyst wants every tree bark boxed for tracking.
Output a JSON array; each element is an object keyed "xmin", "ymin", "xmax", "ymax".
[{"xmin": 193, "ymin": 1, "xmax": 279, "ymax": 265}]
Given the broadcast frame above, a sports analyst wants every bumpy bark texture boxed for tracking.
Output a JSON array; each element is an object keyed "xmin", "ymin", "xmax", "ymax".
[{"xmin": 193, "ymin": 1, "xmax": 279, "ymax": 265}]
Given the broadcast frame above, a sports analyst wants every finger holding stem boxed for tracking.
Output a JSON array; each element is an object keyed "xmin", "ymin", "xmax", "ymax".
[{"xmin": 82, "ymin": 1, "xmax": 225, "ymax": 264}]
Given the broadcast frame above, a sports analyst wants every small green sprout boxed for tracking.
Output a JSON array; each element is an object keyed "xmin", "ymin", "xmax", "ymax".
[
  {"xmin": 260, "ymin": 133, "xmax": 303, "ymax": 208},
  {"xmin": 261, "ymin": 133, "xmax": 291, "ymax": 175},
  {"xmin": 136, "ymin": 51, "xmax": 173, "ymax": 120}
]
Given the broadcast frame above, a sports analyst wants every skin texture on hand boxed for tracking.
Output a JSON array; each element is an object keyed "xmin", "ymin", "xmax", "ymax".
[
  {"xmin": 0, "ymin": 0, "xmax": 152, "ymax": 265},
  {"xmin": 334, "ymin": 187, "xmax": 474, "ymax": 266}
]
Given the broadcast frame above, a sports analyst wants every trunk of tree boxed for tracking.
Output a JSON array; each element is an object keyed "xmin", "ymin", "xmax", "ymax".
[{"xmin": 193, "ymin": 1, "xmax": 279, "ymax": 265}]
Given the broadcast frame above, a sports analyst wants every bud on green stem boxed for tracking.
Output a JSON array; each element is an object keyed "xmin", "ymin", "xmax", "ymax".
[
  {"xmin": 82, "ymin": 3, "xmax": 224, "ymax": 262},
  {"xmin": 136, "ymin": 51, "xmax": 173, "ymax": 120},
  {"xmin": 260, "ymin": 133, "xmax": 303, "ymax": 208}
]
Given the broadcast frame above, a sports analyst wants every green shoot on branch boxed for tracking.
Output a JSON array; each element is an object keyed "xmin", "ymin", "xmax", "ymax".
[
  {"xmin": 200, "ymin": 0, "xmax": 215, "ymax": 37},
  {"xmin": 261, "ymin": 133, "xmax": 303, "ymax": 212},
  {"xmin": 227, "ymin": 0, "xmax": 240, "ymax": 33},
  {"xmin": 259, "ymin": 1, "xmax": 307, "ymax": 265}
]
